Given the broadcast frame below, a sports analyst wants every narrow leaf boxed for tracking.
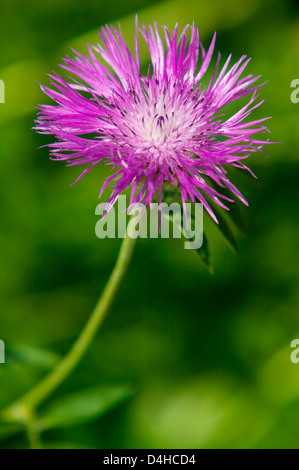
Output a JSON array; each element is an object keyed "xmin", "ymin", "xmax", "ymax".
[
  {"xmin": 9, "ymin": 345, "xmax": 60, "ymax": 370},
  {"xmin": 36, "ymin": 385, "xmax": 133, "ymax": 430},
  {"xmin": 163, "ymin": 209, "xmax": 213, "ymax": 273},
  {"xmin": 216, "ymin": 187, "xmax": 247, "ymax": 234},
  {"xmin": 196, "ymin": 232, "xmax": 214, "ymax": 274},
  {"xmin": 211, "ymin": 205, "xmax": 238, "ymax": 253}
]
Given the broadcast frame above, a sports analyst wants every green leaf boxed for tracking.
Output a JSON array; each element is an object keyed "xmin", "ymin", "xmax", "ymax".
[
  {"xmin": 211, "ymin": 205, "xmax": 239, "ymax": 254},
  {"xmin": 162, "ymin": 209, "xmax": 214, "ymax": 274},
  {"xmin": 36, "ymin": 385, "xmax": 133, "ymax": 431},
  {"xmin": 200, "ymin": 173, "xmax": 246, "ymax": 239},
  {"xmin": 9, "ymin": 345, "xmax": 60, "ymax": 370},
  {"xmin": 216, "ymin": 187, "xmax": 247, "ymax": 235},
  {"xmin": 226, "ymin": 200, "xmax": 247, "ymax": 235},
  {"xmin": 196, "ymin": 232, "xmax": 214, "ymax": 274}
]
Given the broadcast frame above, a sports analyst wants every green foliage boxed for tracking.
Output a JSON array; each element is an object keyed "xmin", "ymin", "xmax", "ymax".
[
  {"xmin": 210, "ymin": 204, "xmax": 239, "ymax": 254},
  {"xmin": 36, "ymin": 385, "xmax": 133, "ymax": 430},
  {"xmin": 196, "ymin": 232, "xmax": 213, "ymax": 275}
]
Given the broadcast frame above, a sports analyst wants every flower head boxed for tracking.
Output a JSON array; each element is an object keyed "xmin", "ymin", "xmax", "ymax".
[{"xmin": 35, "ymin": 18, "xmax": 271, "ymax": 222}]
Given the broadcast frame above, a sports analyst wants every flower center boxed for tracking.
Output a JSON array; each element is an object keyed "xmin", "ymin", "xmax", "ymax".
[{"xmin": 143, "ymin": 112, "xmax": 176, "ymax": 145}]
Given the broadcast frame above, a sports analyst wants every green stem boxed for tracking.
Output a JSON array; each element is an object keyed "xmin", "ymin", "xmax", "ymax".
[
  {"xmin": 27, "ymin": 423, "xmax": 42, "ymax": 449},
  {"xmin": 2, "ymin": 231, "xmax": 137, "ymax": 422}
]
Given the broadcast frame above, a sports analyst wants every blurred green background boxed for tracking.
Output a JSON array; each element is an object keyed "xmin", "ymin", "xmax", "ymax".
[{"xmin": 0, "ymin": 0, "xmax": 299, "ymax": 449}]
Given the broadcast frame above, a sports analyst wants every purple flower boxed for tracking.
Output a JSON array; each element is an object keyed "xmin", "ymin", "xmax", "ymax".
[{"xmin": 35, "ymin": 18, "xmax": 271, "ymax": 223}]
